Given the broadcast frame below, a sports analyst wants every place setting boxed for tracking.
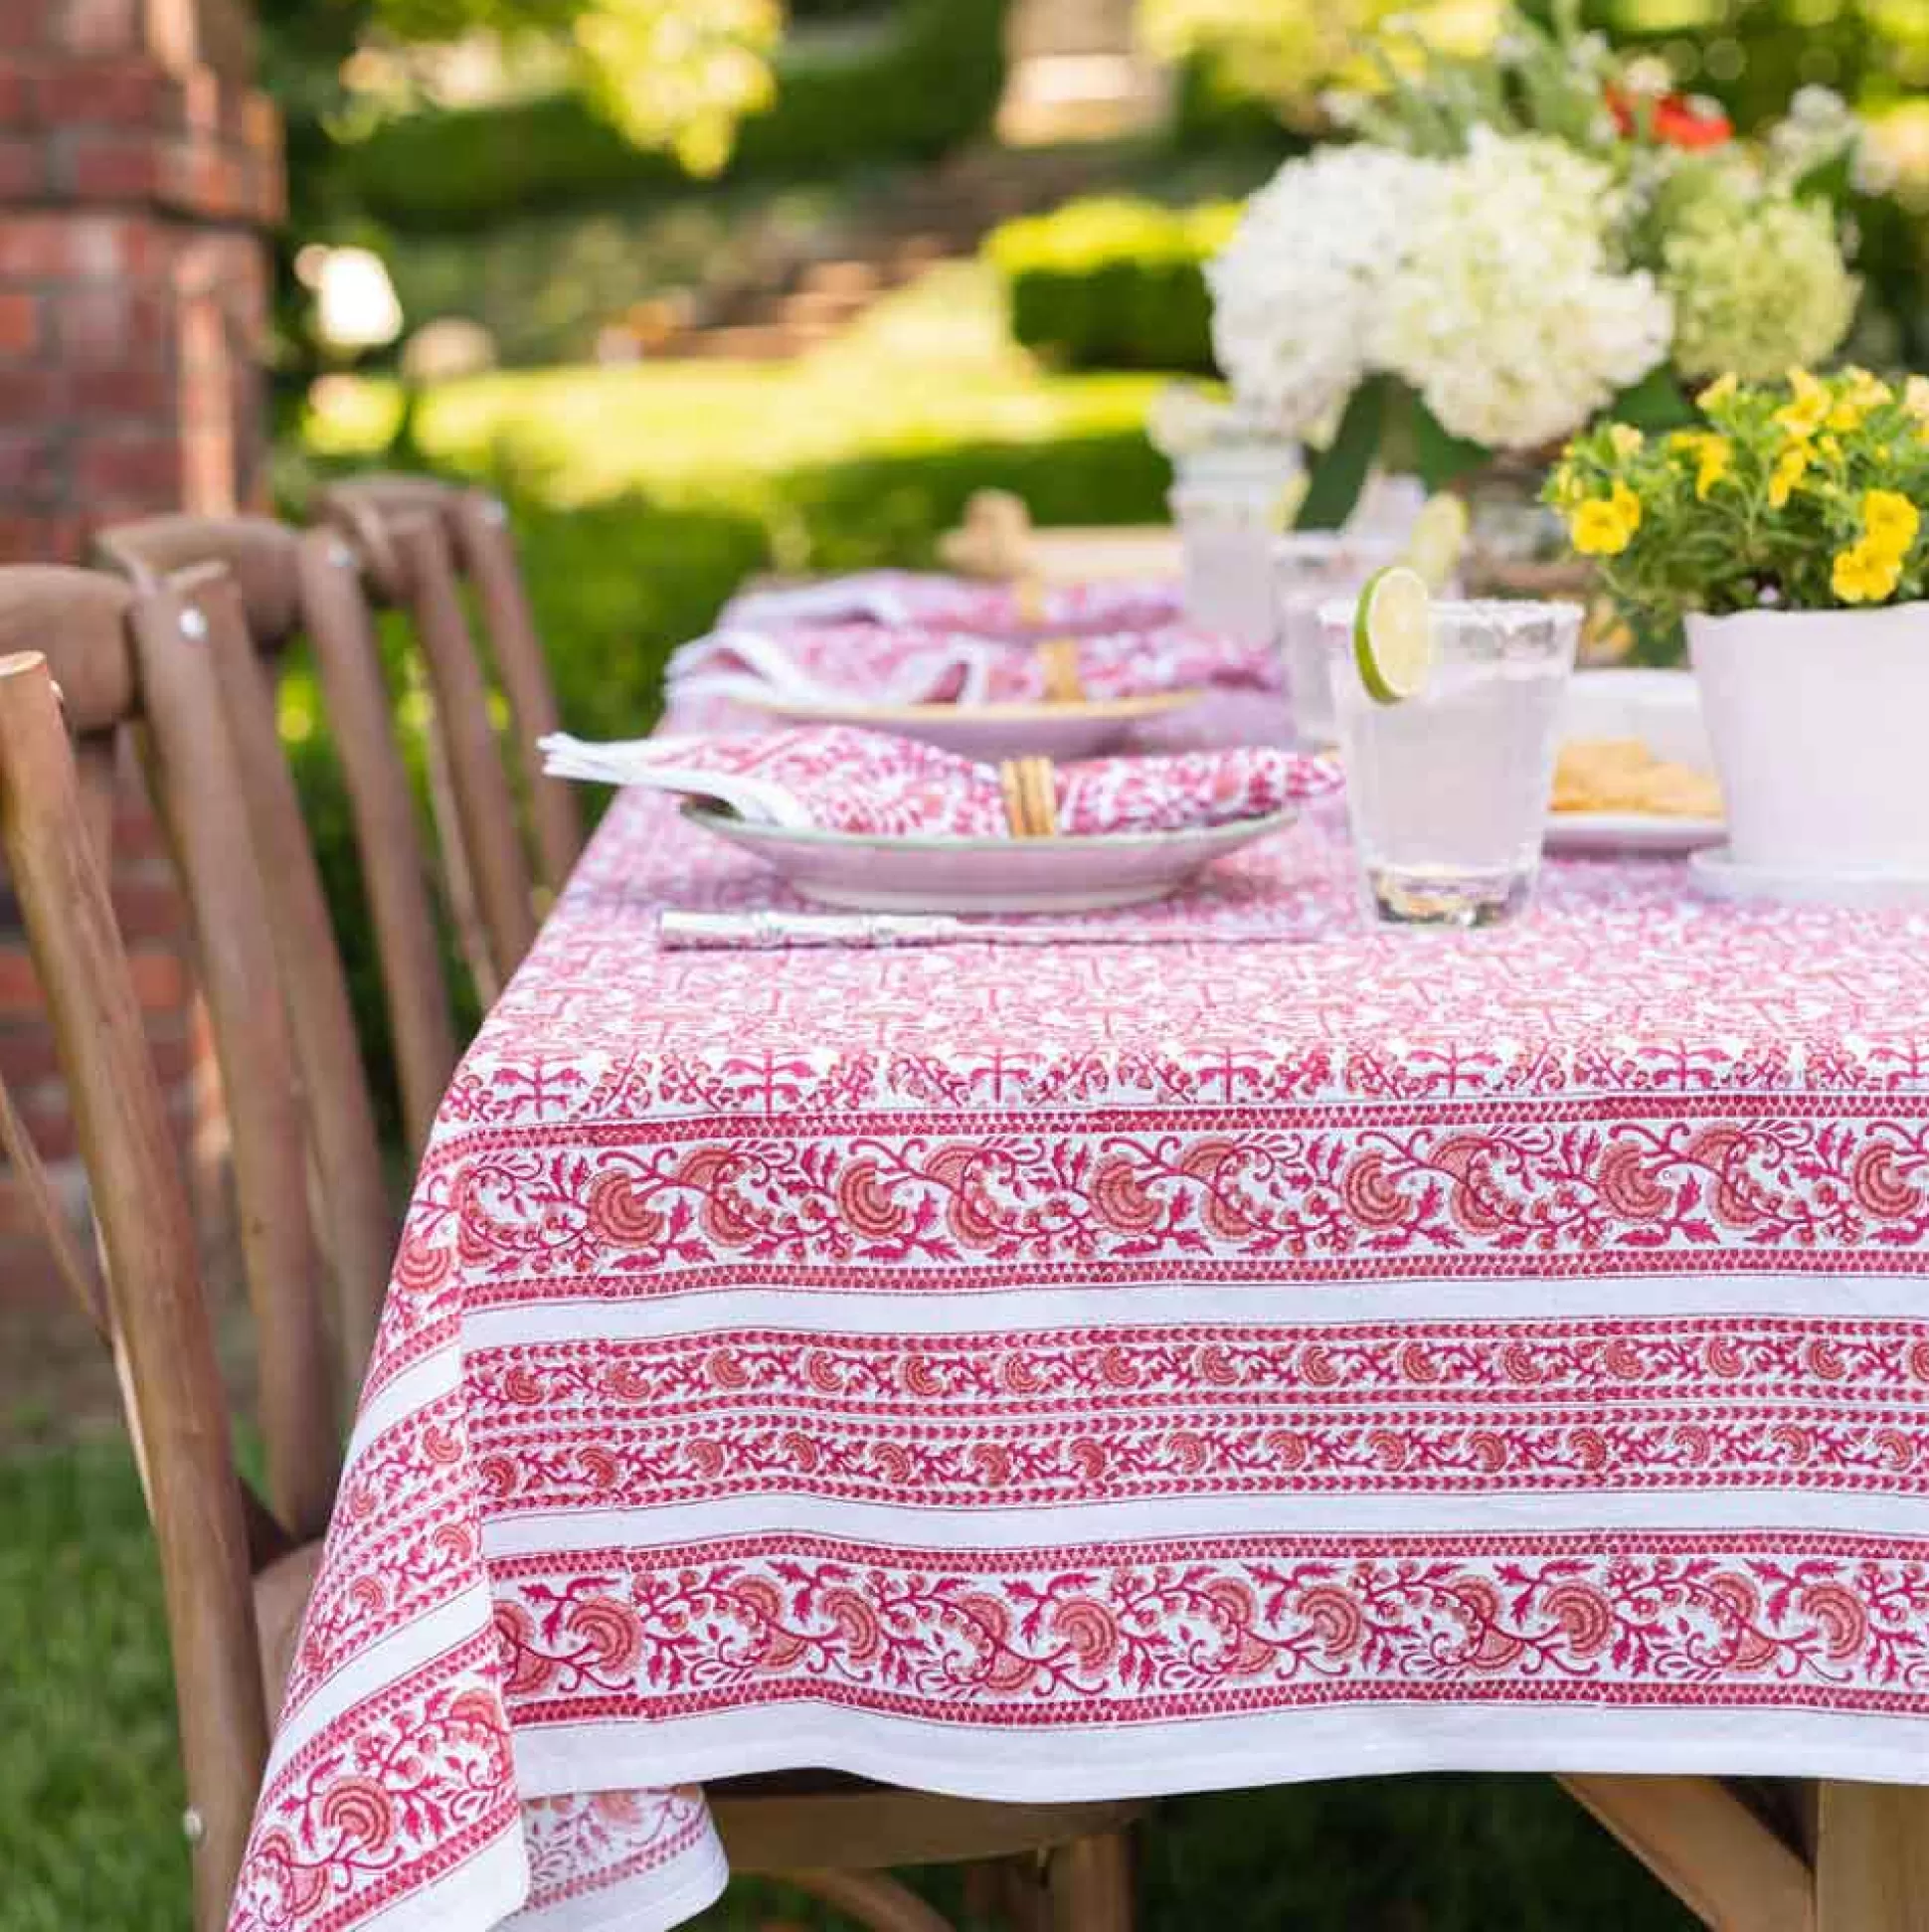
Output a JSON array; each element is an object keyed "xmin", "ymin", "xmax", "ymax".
[{"xmin": 540, "ymin": 723, "xmax": 1336, "ymax": 914}]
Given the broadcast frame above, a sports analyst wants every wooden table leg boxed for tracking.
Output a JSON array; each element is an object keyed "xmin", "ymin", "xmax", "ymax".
[{"xmin": 1817, "ymin": 1783, "xmax": 1929, "ymax": 1932}]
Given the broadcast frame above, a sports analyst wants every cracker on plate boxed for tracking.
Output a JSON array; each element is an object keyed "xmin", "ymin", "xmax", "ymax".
[{"xmin": 1552, "ymin": 737, "xmax": 1724, "ymax": 818}]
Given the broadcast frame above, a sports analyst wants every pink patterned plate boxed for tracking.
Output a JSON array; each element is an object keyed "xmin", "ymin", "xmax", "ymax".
[
  {"xmin": 737, "ymin": 690, "xmax": 1208, "ymax": 763},
  {"xmin": 681, "ymin": 802, "xmax": 1297, "ymax": 913}
]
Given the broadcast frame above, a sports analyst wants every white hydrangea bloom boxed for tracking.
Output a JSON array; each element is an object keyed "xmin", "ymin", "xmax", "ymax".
[
  {"xmin": 1372, "ymin": 128, "xmax": 1672, "ymax": 449},
  {"xmin": 1664, "ymin": 194, "xmax": 1858, "ymax": 380},
  {"xmin": 1205, "ymin": 144, "xmax": 1439, "ymax": 439}
]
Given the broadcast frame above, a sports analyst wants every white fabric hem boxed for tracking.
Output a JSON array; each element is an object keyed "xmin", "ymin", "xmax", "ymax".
[
  {"xmin": 504, "ymin": 1834, "xmax": 728, "ymax": 1932},
  {"xmin": 511, "ymin": 1702, "xmax": 1929, "ymax": 1809}
]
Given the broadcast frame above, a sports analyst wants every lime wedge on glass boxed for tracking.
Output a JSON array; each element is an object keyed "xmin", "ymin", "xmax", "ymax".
[
  {"xmin": 1353, "ymin": 565, "xmax": 1435, "ymax": 705},
  {"xmin": 1404, "ymin": 492, "xmax": 1470, "ymax": 591}
]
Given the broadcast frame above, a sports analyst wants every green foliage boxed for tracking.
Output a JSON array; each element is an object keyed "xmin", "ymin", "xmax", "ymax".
[
  {"xmin": 1550, "ymin": 367, "xmax": 1929, "ymax": 621},
  {"xmin": 573, "ymin": 0, "xmax": 783, "ymax": 177},
  {"xmin": 1298, "ymin": 378, "xmax": 1391, "ymax": 529},
  {"xmin": 986, "ymin": 198, "xmax": 1238, "ymax": 374},
  {"xmin": 339, "ymin": 0, "xmax": 1009, "ymax": 229}
]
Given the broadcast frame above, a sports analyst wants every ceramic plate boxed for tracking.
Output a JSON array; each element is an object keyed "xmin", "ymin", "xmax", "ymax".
[
  {"xmin": 1544, "ymin": 667, "xmax": 1725, "ymax": 855},
  {"xmin": 682, "ymin": 802, "xmax": 1296, "ymax": 913},
  {"xmin": 738, "ymin": 690, "xmax": 1207, "ymax": 763}
]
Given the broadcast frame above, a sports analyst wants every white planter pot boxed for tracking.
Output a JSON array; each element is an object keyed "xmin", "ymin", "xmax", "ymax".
[{"xmin": 1686, "ymin": 602, "xmax": 1929, "ymax": 873}]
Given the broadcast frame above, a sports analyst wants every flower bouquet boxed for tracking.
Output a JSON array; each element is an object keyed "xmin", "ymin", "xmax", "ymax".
[
  {"xmin": 1548, "ymin": 369, "xmax": 1929, "ymax": 879},
  {"xmin": 1205, "ymin": 0, "xmax": 1879, "ymax": 534}
]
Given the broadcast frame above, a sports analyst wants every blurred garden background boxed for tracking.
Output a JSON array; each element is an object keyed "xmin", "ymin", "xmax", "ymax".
[{"xmin": 5, "ymin": 0, "xmax": 1928, "ymax": 1923}]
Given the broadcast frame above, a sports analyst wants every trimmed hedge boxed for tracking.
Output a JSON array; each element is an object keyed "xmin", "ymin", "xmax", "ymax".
[
  {"xmin": 341, "ymin": 0, "xmax": 1008, "ymax": 230},
  {"xmin": 986, "ymin": 197, "xmax": 1236, "ymax": 374},
  {"xmin": 1171, "ymin": 50, "xmax": 1302, "ymax": 156}
]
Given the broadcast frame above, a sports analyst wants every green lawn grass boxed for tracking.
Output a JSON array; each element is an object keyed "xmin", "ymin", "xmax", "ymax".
[{"xmin": 303, "ymin": 263, "xmax": 1165, "ymax": 508}]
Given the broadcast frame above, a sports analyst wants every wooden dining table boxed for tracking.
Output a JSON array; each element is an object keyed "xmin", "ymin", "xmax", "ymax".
[{"xmin": 225, "ymin": 665, "xmax": 1929, "ymax": 1932}]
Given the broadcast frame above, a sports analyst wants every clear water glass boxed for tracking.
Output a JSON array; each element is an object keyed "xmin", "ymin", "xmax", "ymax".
[
  {"xmin": 1167, "ymin": 442, "xmax": 1303, "ymax": 646},
  {"xmin": 1274, "ymin": 534, "xmax": 1409, "ymax": 750},
  {"xmin": 1321, "ymin": 598, "xmax": 1580, "ymax": 929}
]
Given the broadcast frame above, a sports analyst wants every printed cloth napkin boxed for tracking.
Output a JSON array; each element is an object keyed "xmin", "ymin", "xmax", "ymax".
[
  {"xmin": 540, "ymin": 726, "xmax": 1337, "ymax": 839},
  {"xmin": 719, "ymin": 569, "xmax": 1183, "ymax": 636},
  {"xmin": 667, "ymin": 619, "xmax": 1281, "ymax": 710}
]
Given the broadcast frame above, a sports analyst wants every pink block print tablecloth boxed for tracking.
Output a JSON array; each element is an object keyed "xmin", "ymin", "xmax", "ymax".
[{"xmin": 230, "ymin": 792, "xmax": 1929, "ymax": 1932}]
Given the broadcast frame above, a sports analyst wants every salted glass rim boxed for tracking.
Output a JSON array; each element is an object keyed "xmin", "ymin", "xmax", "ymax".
[
  {"xmin": 1274, "ymin": 531, "xmax": 1410, "ymax": 563},
  {"xmin": 1315, "ymin": 595, "xmax": 1583, "ymax": 637}
]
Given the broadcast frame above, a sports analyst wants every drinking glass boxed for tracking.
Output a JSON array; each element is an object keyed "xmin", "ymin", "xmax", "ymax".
[
  {"xmin": 1168, "ymin": 442, "xmax": 1303, "ymax": 646},
  {"xmin": 1321, "ymin": 597, "xmax": 1580, "ymax": 929},
  {"xmin": 1273, "ymin": 534, "xmax": 1408, "ymax": 749}
]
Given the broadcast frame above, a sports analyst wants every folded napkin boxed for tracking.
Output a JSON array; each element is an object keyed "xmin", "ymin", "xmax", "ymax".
[
  {"xmin": 540, "ymin": 727, "xmax": 1337, "ymax": 840},
  {"xmin": 668, "ymin": 619, "xmax": 1281, "ymax": 710},
  {"xmin": 719, "ymin": 570, "xmax": 1182, "ymax": 637}
]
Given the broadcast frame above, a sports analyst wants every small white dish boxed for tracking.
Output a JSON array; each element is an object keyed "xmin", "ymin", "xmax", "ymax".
[
  {"xmin": 1546, "ymin": 809, "xmax": 1725, "ymax": 857},
  {"xmin": 739, "ymin": 690, "xmax": 1207, "ymax": 763},
  {"xmin": 1545, "ymin": 667, "xmax": 1724, "ymax": 856},
  {"xmin": 682, "ymin": 802, "xmax": 1296, "ymax": 913},
  {"xmin": 1688, "ymin": 845, "xmax": 1929, "ymax": 908}
]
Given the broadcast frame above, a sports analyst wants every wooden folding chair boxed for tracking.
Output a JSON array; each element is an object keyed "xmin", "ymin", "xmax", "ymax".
[
  {"xmin": 0, "ymin": 608, "xmax": 331, "ymax": 1928},
  {"xmin": 0, "ymin": 569, "xmax": 340, "ymax": 1535},
  {"xmin": 0, "ymin": 588, "xmax": 1143, "ymax": 1932},
  {"xmin": 95, "ymin": 514, "xmax": 460, "ymax": 1160},
  {"xmin": 318, "ymin": 473, "xmax": 584, "ymax": 999}
]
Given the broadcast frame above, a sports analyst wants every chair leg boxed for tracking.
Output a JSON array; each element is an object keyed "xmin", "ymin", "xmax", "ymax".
[
  {"xmin": 1817, "ymin": 1781, "xmax": 1929, "ymax": 1932},
  {"xmin": 984, "ymin": 1852, "xmax": 1049, "ymax": 1932},
  {"xmin": 964, "ymin": 1856, "xmax": 1045, "ymax": 1932},
  {"xmin": 779, "ymin": 1867, "xmax": 956, "ymax": 1932},
  {"xmin": 1046, "ymin": 1830, "xmax": 1135, "ymax": 1932}
]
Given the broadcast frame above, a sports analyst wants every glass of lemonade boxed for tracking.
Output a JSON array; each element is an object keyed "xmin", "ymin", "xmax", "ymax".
[
  {"xmin": 1322, "ymin": 592, "xmax": 1580, "ymax": 929},
  {"xmin": 1274, "ymin": 534, "xmax": 1409, "ymax": 750}
]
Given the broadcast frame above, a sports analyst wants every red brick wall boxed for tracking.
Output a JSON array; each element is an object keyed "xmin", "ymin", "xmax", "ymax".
[{"xmin": 0, "ymin": 0, "xmax": 282, "ymax": 1298}]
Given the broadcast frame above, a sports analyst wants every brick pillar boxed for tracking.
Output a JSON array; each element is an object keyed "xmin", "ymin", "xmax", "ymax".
[{"xmin": 0, "ymin": 0, "xmax": 282, "ymax": 1300}]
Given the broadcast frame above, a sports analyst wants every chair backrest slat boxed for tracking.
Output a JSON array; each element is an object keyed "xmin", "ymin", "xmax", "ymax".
[
  {"xmin": 128, "ymin": 584, "xmax": 340, "ymax": 1538},
  {"xmin": 295, "ymin": 529, "xmax": 460, "ymax": 1149},
  {"xmin": 101, "ymin": 513, "xmax": 460, "ymax": 1159},
  {"xmin": 191, "ymin": 568, "xmax": 395, "ymax": 1366},
  {"xmin": 392, "ymin": 512, "xmax": 540, "ymax": 986},
  {"xmin": 322, "ymin": 473, "xmax": 580, "ymax": 985},
  {"xmin": 72, "ymin": 734, "xmax": 119, "ymax": 875},
  {"xmin": 449, "ymin": 491, "xmax": 584, "ymax": 890},
  {"xmin": 0, "ymin": 646, "xmax": 268, "ymax": 1929}
]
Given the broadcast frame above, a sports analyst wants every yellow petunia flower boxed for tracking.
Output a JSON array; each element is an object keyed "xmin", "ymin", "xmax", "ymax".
[
  {"xmin": 1833, "ymin": 538, "xmax": 1903, "ymax": 606},
  {"xmin": 1608, "ymin": 424, "xmax": 1645, "ymax": 459},
  {"xmin": 1569, "ymin": 482, "xmax": 1642, "ymax": 558},
  {"xmin": 1695, "ymin": 373, "xmax": 1738, "ymax": 412},
  {"xmin": 1905, "ymin": 374, "xmax": 1929, "ymax": 423},
  {"xmin": 1824, "ymin": 374, "xmax": 1885, "ymax": 433},
  {"xmin": 1549, "ymin": 462, "xmax": 1588, "ymax": 511},
  {"xmin": 1841, "ymin": 366, "xmax": 1892, "ymax": 410},
  {"xmin": 1684, "ymin": 433, "xmax": 1732, "ymax": 500},
  {"xmin": 1768, "ymin": 441, "xmax": 1811, "ymax": 509},
  {"xmin": 1776, "ymin": 369, "xmax": 1831, "ymax": 439},
  {"xmin": 1863, "ymin": 488, "xmax": 1922, "ymax": 556}
]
